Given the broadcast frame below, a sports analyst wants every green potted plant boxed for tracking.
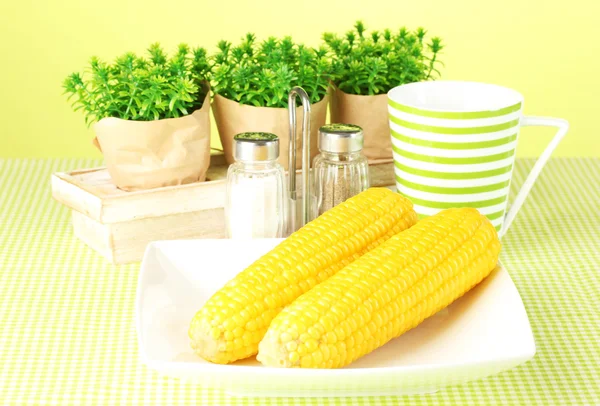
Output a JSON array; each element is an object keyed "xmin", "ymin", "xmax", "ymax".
[
  {"xmin": 63, "ymin": 43, "xmax": 212, "ymax": 191},
  {"xmin": 211, "ymin": 34, "xmax": 332, "ymax": 169},
  {"xmin": 323, "ymin": 22, "xmax": 443, "ymax": 162}
]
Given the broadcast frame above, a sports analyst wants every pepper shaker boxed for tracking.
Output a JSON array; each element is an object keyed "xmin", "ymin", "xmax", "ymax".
[{"xmin": 313, "ymin": 124, "xmax": 369, "ymax": 216}]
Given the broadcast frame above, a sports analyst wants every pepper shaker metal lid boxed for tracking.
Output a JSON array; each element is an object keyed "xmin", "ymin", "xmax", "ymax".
[
  {"xmin": 234, "ymin": 132, "xmax": 280, "ymax": 162},
  {"xmin": 318, "ymin": 124, "xmax": 364, "ymax": 153}
]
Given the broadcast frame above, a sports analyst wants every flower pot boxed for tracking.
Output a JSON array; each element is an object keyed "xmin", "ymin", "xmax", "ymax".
[
  {"xmin": 93, "ymin": 91, "xmax": 211, "ymax": 191},
  {"xmin": 329, "ymin": 86, "xmax": 392, "ymax": 163},
  {"xmin": 212, "ymin": 93, "xmax": 329, "ymax": 170}
]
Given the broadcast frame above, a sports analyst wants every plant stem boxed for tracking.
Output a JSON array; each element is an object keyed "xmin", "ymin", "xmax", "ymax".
[
  {"xmin": 124, "ymin": 81, "xmax": 138, "ymax": 118},
  {"xmin": 426, "ymin": 54, "xmax": 437, "ymax": 80},
  {"xmin": 78, "ymin": 83, "xmax": 97, "ymax": 113}
]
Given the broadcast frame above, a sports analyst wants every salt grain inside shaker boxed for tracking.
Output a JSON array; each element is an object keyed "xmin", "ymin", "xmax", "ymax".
[
  {"xmin": 225, "ymin": 133, "xmax": 287, "ymax": 239},
  {"xmin": 313, "ymin": 124, "xmax": 369, "ymax": 216}
]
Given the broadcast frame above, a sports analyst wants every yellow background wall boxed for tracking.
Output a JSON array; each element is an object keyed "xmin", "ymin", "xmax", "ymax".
[{"xmin": 0, "ymin": 0, "xmax": 598, "ymax": 158}]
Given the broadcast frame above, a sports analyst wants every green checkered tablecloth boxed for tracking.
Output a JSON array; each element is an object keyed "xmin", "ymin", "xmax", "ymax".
[{"xmin": 0, "ymin": 158, "xmax": 598, "ymax": 405}]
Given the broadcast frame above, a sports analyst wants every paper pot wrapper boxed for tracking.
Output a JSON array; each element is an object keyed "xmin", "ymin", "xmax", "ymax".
[
  {"xmin": 330, "ymin": 86, "xmax": 392, "ymax": 163},
  {"xmin": 213, "ymin": 93, "xmax": 328, "ymax": 170},
  {"xmin": 93, "ymin": 94, "xmax": 211, "ymax": 191}
]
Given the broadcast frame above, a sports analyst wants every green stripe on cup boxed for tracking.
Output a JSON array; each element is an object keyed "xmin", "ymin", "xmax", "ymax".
[
  {"xmin": 389, "ymin": 114, "xmax": 520, "ymax": 134},
  {"xmin": 397, "ymin": 192, "xmax": 507, "ymax": 209},
  {"xmin": 395, "ymin": 175, "xmax": 510, "ymax": 194},
  {"xmin": 391, "ymin": 129, "xmax": 519, "ymax": 150},
  {"xmin": 393, "ymin": 145, "xmax": 515, "ymax": 164},
  {"xmin": 416, "ymin": 210, "xmax": 504, "ymax": 221},
  {"xmin": 486, "ymin": 210, "xmax": 506, "ymax": 220},
  {"xmin": 394, "ymin": 161, "xmax": 514, "ymax": 179},
  {"xmin": 388, "ymin": 98, "xmax": 522, "ymax": 119}
]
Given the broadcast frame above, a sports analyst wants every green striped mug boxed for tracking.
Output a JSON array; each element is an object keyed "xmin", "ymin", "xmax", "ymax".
[{"xmin": 388, "ymin": 81, "xmax": 568, "ymax": 236}]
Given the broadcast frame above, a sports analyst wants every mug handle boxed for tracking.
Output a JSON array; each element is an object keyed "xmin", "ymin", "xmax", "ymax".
[{"xmin": 500, "ymin": 116, "xmax": 569, "ymax": 237}]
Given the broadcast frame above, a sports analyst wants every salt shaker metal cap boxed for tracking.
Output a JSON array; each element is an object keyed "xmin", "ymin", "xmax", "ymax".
[
  {"xmin": 318, "ymin": 124, "xmax": 364, "ymax": 154},
  {"xmin": 234, "ymin": 132, "xmax": 280, "ymax": 162}
]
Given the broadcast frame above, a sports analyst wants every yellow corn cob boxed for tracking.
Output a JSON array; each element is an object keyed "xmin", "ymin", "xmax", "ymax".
[
  {"xmin": 257, "ymin": 207, "xmax": 501, "ymax": 368},
  {"xmin": 189, "ymin": 188, "xmax": 417, "ymax": 364}
]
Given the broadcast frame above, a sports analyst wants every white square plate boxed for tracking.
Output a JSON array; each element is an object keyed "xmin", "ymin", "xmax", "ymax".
[{"xmin": 137, "ymin": 239, "xmax": 535, "ymax": 397}]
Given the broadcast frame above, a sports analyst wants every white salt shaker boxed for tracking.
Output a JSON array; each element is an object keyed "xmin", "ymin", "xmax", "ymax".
[{"xmin": 225, "ymin": 132, "xmax": 287, "ymax": 239}]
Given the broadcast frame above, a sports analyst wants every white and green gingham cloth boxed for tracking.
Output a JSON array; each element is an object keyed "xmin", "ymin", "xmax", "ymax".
[{"xmin": 0, "ymin": 158, "xmax": 598, "ymax": 405}]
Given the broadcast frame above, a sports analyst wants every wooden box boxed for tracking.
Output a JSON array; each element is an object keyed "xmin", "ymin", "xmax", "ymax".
[{"xmin": 51, "ymin": 155, "xmax": 395, "ymax": 264}]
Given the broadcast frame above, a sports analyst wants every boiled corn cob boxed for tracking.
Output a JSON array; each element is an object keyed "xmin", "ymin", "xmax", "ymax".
[
  {"xmin": 189, "ymin": 188, "xmax": 417, "ymax": 364},
  {"xmin": 257, "ymin": 207, "xmax": 501, "ymax": 368}
]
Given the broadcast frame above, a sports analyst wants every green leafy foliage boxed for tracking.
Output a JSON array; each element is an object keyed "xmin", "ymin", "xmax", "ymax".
[
  {"xmin": 323, "ymin": 21, "xmax": 444, "ymax": 96},
  {"xmin": 63, "ymin": 43, "xmax": 211, "ymax": 124},
  {"xmin": 211, "ymin": 34, "xmax": 332, "ymax": 108}
]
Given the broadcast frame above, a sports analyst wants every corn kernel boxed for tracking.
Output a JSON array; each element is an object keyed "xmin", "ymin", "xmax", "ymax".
[
  {"xmin": 285, "ymin": 341, "xmax": 298, "ymax": 352},
  {"xmin": 300, "ymin": 355, "xmax": 313, "ymax": 368},
  {"xmin": 288, "ymin": 351, "xmax": 300, "ymax": 364},
  {"xmin": 209, "ymin": 327, "xmax": 220, "ymax": 340}
]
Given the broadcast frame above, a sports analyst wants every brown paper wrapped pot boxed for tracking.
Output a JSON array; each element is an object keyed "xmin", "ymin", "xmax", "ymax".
[
  {"xmin": 93, "ymin": 90, "xmax": 211, "ymax": 191},
  {"xmin": 330, "ymin": 86, "xmax": 393, "ymax": 163},
  {"xmin": 212, "ymin": 93, "xmax": 328, "ymax": 170}
]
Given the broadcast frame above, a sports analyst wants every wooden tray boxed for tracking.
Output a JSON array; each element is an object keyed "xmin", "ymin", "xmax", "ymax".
[{"xmin": 51, "ymin": 154, "xmax": 395, "ymax": 264}]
